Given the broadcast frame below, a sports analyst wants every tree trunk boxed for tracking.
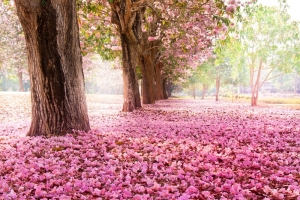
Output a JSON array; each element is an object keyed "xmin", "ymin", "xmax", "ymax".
[
  {"xmin": 138, "ymin": 5, "xmax": 161, "ymax": 103},
  {"xmin": 250, "ymin": 60, "xmax": 262, "ymax": 106},
  {"xmin": 166, "ymin": 80, "xmax": 173, "ymax": 97},
  {"xmin": 140, "ymin": 79, "xmax": 143, "ymax": 97},
  {"xmin": 154, "ymin": 62, "xmax": 164, "ymax": 100},
  {"xmin": 201, "ymin": 84, "xmax": 208, "ymax": 99},
  {"xmin": 215, "ymin": 77, "xmax": 220, "ymax": 101},
  {"xmin": 17, "ymin": 71, "xmax": 25, "ymax": 92},
  {"xmin": 251, "ymin": 90, "xmax": 259, "ymax": 106},
  {"xmin": 15, "ymin": 0, "xmax": 90, "ymax": 136},
  {"xmin": 140, "ymin": 54, "xmax": 155, "ymax": 104},
  {"xmin": 163, "ymin": 78, "xmax": 168, "ymax": 99},
  {"xmin": 120, "ymin": 33, "xmax": 141, "ymax": 112},
  {"xmin": 192, "ymin": 88, "xmax": 196, "ymax": 99},
  {"xmin": 110, "ymin": 1, "xmax": 142, "ymax": 111},
  {"xmin": 167, "ymin": 88, "xmax": 172, "ymax": 97}
]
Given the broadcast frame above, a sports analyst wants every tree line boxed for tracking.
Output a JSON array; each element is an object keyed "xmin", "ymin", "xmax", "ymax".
[{"xmin": 0, "ymin": 0, "xmax": 299, "ymax": 136}]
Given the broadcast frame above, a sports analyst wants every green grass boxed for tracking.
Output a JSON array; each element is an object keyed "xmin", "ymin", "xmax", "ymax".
[
  {"xmin": 171, "ymin": 94, "xmax": 300, "ymax": 105},
  {"xmin": 259, "ymin": 98, "xmax": 300, "ymax": 104},
  {"xmin": 224, "ymin": 96, "xmax": 300, "ymax": 105},
  {"xmin": 219, "ymin": 95, "xmax": 300, "ymax": 109}
]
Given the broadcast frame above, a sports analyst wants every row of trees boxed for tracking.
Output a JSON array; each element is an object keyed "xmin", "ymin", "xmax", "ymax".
[
  {"xmin": 183, "ymin": 3, "xmax": 300, "ymax": 105},
  {"xmin": 184, "ymin": 63, "xmax": 300, "ymax": 100},
  {"xmin": 2, "ymin": 0, "xmax": 298, "ymax": 136},
  {"xmin": 78, "ymin": 0, "xmax": 239, "ymax": 111},
  {"xmin": 0, "ymin": 0, "xmax": 239, "ymax": 136}
]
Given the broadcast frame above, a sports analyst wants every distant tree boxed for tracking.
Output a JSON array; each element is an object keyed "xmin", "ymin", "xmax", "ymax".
[
  {"xmin": 232, "ymin": 4, "xmax": 300, "ymax": 106},
  {"xmin": 271, "ymin": 72, "xmax": 299, "ymax": 94},
  {"xmin": 183, "ymin": 73, "xmax": 201, "ymax": 99},
  {"xmin": 183, "ymin": 60, "xmax": 215, "ymax": 99},
  {"xmin": 214, "ymin": 35, "xmax": 249, "ymax": 101},
  {"xmin": 82, "ymin": 54, "xmax": 123, "ymax": 94},
  {"xmin": 0, "ymin": 2, "xmax": 27, "ymax": 91}
]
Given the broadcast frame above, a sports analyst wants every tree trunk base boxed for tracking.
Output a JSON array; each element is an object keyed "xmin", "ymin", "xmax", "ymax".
[{"xmin": 15, "ymin": 1, "xmax": 90, "ymax": 136}]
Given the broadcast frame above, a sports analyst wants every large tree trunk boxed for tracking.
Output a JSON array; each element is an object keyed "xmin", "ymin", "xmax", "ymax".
[
  {"xmin": 215, "ymin": 77, "xmax": 220, "ymax": 101},
  {"xmin": 110, "ymin": 1, "xmax": 142, "ymax": 112},
  {"xmin": 17, "ymin": 71, "xmax": 25, "ymax": 92},
  {"xmin": 163, "ymin": 78, "xmax": 168, "ymax": 99},
  {"xmin": 140, "ymin": 54, "xmax": 155, "ymax": 104},
  {"xmin": 139, "ymin": 7, "xmax": 161, "ymax": 104},
  {"xmin": 120, "ymin": 33, "xmax": 141, "ymax": 111},
  {"xmin": 155, "ymin": 62, "xmax": 164, "ymax": 100},
  {"xmin": 15, "ymin": 0, "xmax": 90, "ymax": 136}
]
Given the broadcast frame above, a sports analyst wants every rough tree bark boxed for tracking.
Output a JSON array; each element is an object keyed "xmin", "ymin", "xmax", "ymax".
[
  {"xmin": 120, "ymin": 33, "xmax": 142, "ymax": 111},
  {"xmin": 163, "ymin": 78, "xmax": 168, "ymax": 99},
  {"xmin": 15, "ymin": 0, "xmax": 90, "ymax": 136},
  {"xmin": 110, "ymin": 0, "xmax": 142, "ymax": 111},
  {"xmin": 139, "ymin": 54, "xmax": 156, "ymax": 104},
  {"xmin": 154, "ymin": 62, "xmax": 164, "ymax": 100},
  {"xmin": 139, "ymin": 21, "xmax": 161, "ymax": 104}
]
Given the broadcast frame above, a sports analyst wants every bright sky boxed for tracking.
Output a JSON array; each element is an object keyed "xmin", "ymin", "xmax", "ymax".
[{"xmin": 257, "ymin": 0, "xmax": 300, "ymax": 21}]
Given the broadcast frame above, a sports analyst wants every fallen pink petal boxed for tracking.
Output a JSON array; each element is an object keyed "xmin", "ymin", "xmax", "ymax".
[{"xmin": 0, "ymin": 95, "xmax": 299, "ymax": 199}]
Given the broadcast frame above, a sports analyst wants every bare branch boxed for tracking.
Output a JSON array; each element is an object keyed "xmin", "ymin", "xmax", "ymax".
[{"xmin": 259, "ymin": 73, "xmax": 285, "ymax": 88}]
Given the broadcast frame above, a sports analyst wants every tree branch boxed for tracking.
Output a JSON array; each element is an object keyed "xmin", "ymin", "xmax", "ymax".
[
  {"xmin": 131, "ymin": 0, "xmax": 153, "ymax": 12},
  {"xmin": 124, "ymin": 0, "xmax": 132, "ymax": 27},
  {"xmin": 259, "ymin": 73, "xmax": 285, "ymax": 88},
  {"xmin": 110, "ymin": 2, "xmax": 126, "ymax": 33},
  {"xmin": 14, "ymin": 0, "xmax": 40, "ymax": 12},
  {"xmin": 258, "ymin": 68, "xmax": 274, "ymax": 89},
  {"xmin": 125, "ymin": 12, "xmax": 138, "ymax": 43}
]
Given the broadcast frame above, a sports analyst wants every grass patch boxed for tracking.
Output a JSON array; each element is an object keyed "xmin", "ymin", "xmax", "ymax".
[{"xmin": 259, "ymin": 98, "xmax": 300, "ymax": 104}]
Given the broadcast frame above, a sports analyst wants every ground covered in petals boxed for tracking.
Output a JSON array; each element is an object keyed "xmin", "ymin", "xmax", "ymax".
[{"xmin": 0, "ymin": 93, "xmax": 300, "ymax": 199}]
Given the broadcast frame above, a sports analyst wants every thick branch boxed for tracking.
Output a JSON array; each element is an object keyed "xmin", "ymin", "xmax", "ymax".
[
  {"xmin": 125, "ymin": 12, "xmax": 138, "ymax": 43},
  {"xmin": 131, "ymin": 0, "xmax": 153, "ymax": 12},
  {"xmin": 128, "ymin": 11, "xmax": 136, "ymax": 30},
  {"xmin": 14, "ymin": 0, "xmax": 40, "ymax": 12},
  {"xmin": 124, "ymin": 0, "xmax": 132, "ymax": 26},
  {"xmin": 110, "ymin": 2, "xmax": 126, "ymax": 33}
]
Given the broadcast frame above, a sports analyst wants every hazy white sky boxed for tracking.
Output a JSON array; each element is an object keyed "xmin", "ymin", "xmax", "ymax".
[{"xmin": 257, "ymin": 0, "xmax": 300, "ymax": 21}]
